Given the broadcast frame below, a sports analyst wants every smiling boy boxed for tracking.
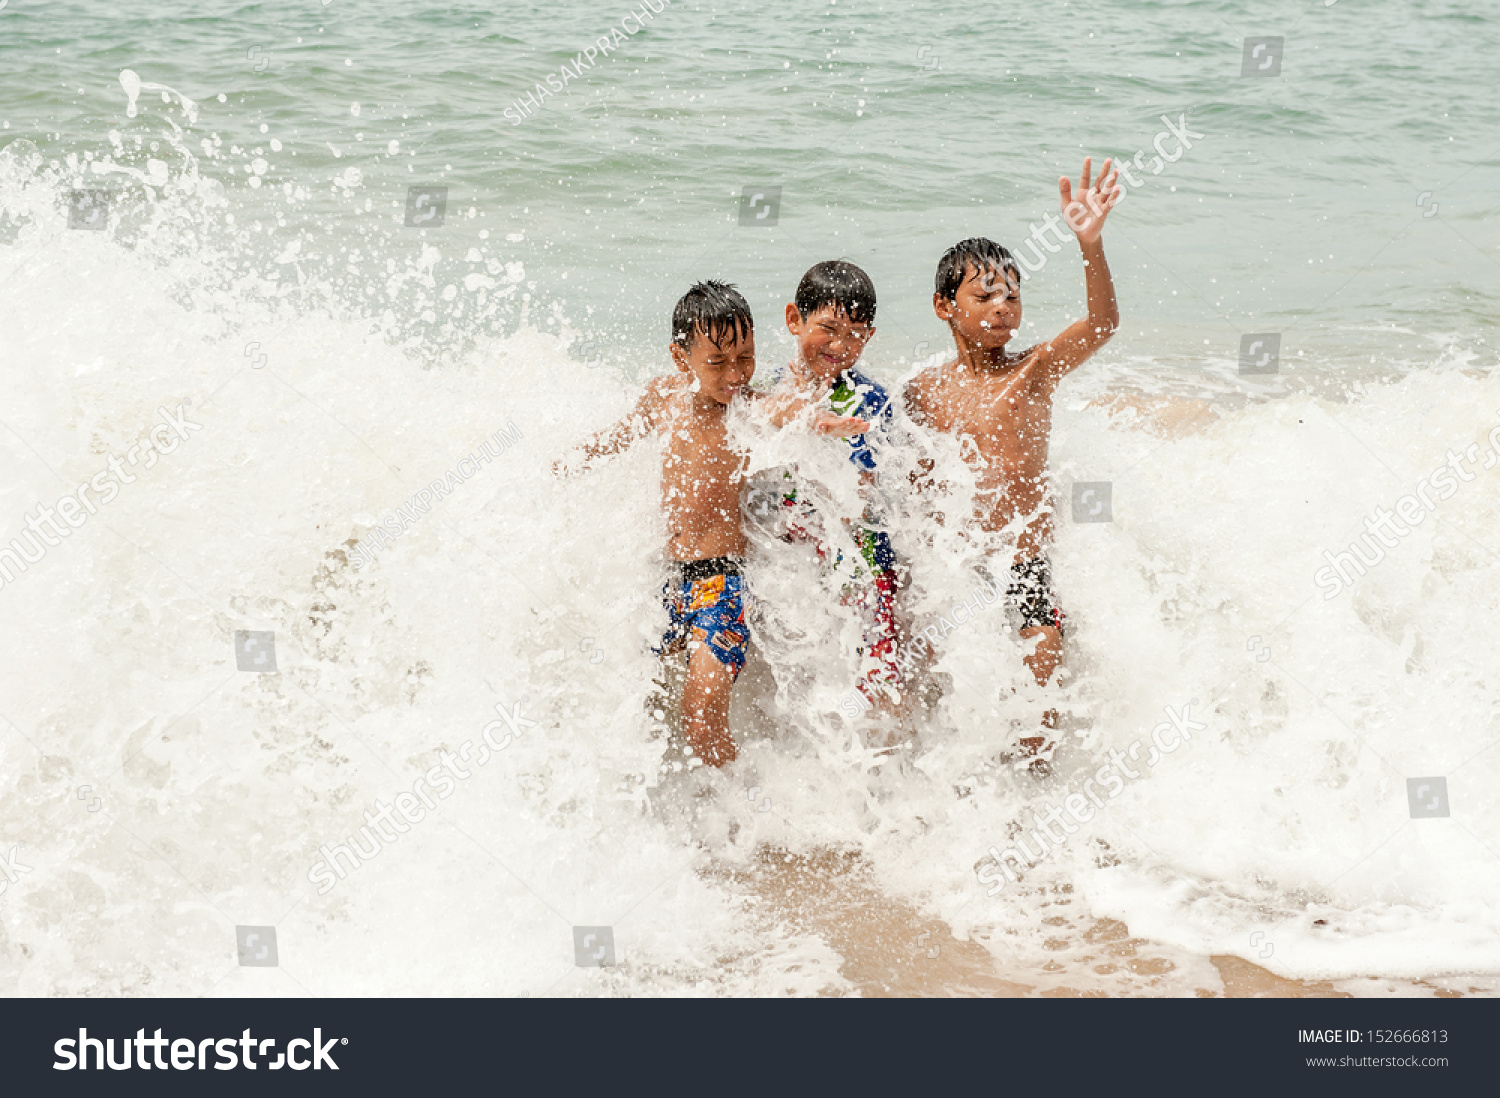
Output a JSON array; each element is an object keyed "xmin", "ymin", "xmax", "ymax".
[
  {"xmin": 761, "ymin": 261, "xmax": 905, "ymax": 717},
  {"xmin": 556, "ymin": 280, "xmax": 864, "ymax": 768},
  {"xmin": 905, "ymin": 158, "xmax": 1122, "ymax": 764}
]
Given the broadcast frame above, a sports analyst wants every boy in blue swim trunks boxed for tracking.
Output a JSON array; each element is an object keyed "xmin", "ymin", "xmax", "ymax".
[
  {"xmin": 762, "ymin": 261, "xmax": 905, "ymax": 714},
  {"xmin": 556, "ymin": 281, "xmax": 867, "ymax": 767}
]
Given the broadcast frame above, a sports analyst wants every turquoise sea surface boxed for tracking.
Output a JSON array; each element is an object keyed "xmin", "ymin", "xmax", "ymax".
[{"xmin": 2, "ymin": 0, "xmax": 1495, "ymax": 375}]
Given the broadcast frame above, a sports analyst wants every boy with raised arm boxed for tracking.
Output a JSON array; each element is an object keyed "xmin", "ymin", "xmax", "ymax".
[
  {"xmin": 905, "ymin": 158, "xmax": 1122, "ymax": 764},
  {"xmin": 555, "ymin": 281, "xmax": 866, "ymax": 769}
]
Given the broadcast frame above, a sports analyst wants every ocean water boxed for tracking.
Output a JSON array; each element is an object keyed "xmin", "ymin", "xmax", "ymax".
[{"xmin": 1, "ymin": 0, "xmax": 1498, "ymax": 996}]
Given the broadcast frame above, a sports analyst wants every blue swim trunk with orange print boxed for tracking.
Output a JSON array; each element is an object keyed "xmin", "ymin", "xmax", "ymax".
[{"xmin": 658, "ymin": 558, "xmax": 750, "ymax": 680}]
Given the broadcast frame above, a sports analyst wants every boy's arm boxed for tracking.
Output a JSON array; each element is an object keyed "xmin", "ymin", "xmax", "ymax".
[
  {"xmin": 1033, "ymin": 157, "xmax": 1122, "ymax": 382},
  {"xmin": 752, "ymin": 382, "xmax": 871, "ymax": 436},
  {"xmin": 899, "ymin": 377, "xmax": 951, "ymax": 513},
  {"xmin": 552, "ymin": 378, "xmax": 668, "ymax": 477}
]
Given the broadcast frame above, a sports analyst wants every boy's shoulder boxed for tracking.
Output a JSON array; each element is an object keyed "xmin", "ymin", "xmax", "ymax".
[
  {"xmin": 907, "ymin": 358, "xmax": 945, "ymax": 386},
  {"xmin": 918, "ymin": 347, "xmax": 1048, "ymax": 389},
  {"xmin": 637, "ymin": 373, "xmax": 692, "ymax": 429},
  {"xmin": 903, "ymin": 358, "xmax": 949, "ymax": 406},
  {"xmin": 643, "ymin": 372, "xmax": 688, "ymax": 407}
]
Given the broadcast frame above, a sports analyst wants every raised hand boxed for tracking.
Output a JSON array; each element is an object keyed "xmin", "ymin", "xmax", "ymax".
[{"xmin": 1058, "ymin": 157, "xmax": 1122, "ymax": 245}]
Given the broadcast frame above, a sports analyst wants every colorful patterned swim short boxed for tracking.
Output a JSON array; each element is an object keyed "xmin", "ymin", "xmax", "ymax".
[
  {"xmin": 782, "ymin": 491, "xmax": 903, "ymax": 703},
  {"xmin": 659, "ymin": 561, "xmax": 750, "ymax": 681},
  {"xmin": 851, "ymin": 562, "xmax": 902, "ymax": 703},
  {"xmin": 977, "ymin": 554, "xmax": 1065, "ymax": 637}
]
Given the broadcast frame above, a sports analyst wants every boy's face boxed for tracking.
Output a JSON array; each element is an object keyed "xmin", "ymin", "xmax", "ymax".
[
  {"xmin": 785, "ymin": 303, "xmax": 874, "ymax": 385},
  {"xmin": 934, "ymin": 262, "xmax": 1022, "ymax": 351},
  {"xmin": 670, "ymin": 325, "xmax": 756, "ymax": 405}
]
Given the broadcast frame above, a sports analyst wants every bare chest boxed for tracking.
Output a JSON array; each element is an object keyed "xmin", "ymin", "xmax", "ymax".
[
  {"xmin": 659, "ymin": 410, "xmax": 741, "ymax": 492},
  {"xmin": 920, "ymin": 371, "xmax": 1052, "ymax": 451}
]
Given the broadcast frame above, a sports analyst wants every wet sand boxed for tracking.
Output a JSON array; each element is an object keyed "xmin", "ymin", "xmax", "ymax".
[{"xmin": 710, "ymin": 847, "xmax": 1494, "ymax": 999}]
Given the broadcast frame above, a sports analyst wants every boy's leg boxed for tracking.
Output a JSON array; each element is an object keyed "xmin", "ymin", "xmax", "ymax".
[
  {"xmin": 1019, "ymin": 623, "xmax": 1063, "ymax": 759},
  {"xmin": 682, "ymin": 641, "xmax": 737, "ymax": 767},
  {"xmin": 1009, "ymin": 558, "xmax": 1064, "ymax": 693},
  {"xmin": 1019, "ymin": 623, "xmax": 1063, "ymax": 689}
]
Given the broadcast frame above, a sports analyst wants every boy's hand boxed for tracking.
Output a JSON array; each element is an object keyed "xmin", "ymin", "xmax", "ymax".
[
  {"xmin": 764, "ymin": 380, "xmax": 869, "ymax": 436},
  {"xmin": 1059, "ymin": 156, "xmax": 1122, "ymax": 246},
  {"xmin": 812, "ymin": 412, "xmax": 870, "ymax": 436},
  {"xmin": 1034, "ymin": 157, "xmax": 1121, "ymax": 382}
]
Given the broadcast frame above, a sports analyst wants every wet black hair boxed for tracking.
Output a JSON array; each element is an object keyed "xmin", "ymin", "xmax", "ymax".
[
  {"xmin": 934, "ymin": 237, "xmax": 1021, "ymax": 302},
  {"xmin": 671, "ymin": 280, "xmax": 754, "ymax": 351},
  {"xmin": 793, "ymin": 260, "xmax": 877, "ymax": 325}
]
